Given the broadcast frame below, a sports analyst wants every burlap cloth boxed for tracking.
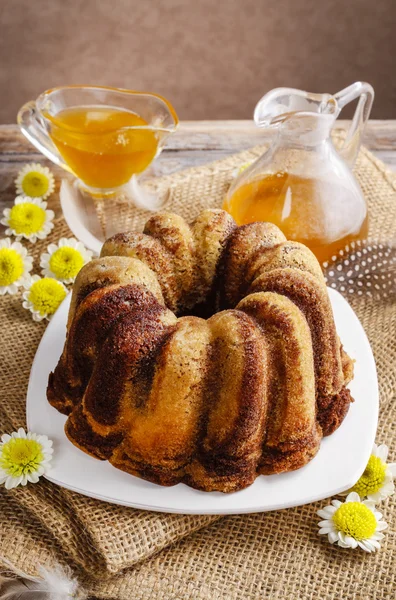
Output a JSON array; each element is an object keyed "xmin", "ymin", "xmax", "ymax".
[{"xmin": 0, "ymin": 138, "xmax": 395, "ymax": 599}]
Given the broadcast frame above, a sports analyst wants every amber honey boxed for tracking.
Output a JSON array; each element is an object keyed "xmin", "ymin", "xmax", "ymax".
[
  {"xmin": 223, "ymin": 172, "xmax": 368, "ymax": 264},
  {"xmin": 47, "ymin": 106, "xmax": 158, "ymax": 189}
]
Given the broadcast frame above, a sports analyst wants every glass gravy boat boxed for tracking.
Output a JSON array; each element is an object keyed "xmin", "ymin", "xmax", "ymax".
[
  {"xmin": 18, "ymin": 85, "xmax": 179, "ymax": 209},
  {"xmin": 223, "ymin": 82, "xmax": 374, "ymax": 264}
]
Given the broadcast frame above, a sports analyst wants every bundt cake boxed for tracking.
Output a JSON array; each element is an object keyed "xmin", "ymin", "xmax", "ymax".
[{"xmin": 47, "ymin": 209, "xmax": 354, "ymax": 493}]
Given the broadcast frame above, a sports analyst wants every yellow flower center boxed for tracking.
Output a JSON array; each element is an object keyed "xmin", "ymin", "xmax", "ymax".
[
  {"xmin": 9, "ymin": 202, "xmax": 46, "ymax": 235},
  {"xmin": 0, "ymin": 438, "xmax": 44, "ymax": 477},
  {"xmin": 333, "ymin": 502, "xmax": 377, "ymax": 540},
  {"xmin": 49, "ymin": 247, "xmax": 84, "ymax": 280},
  {"xmin": 21, "ymin": 171, "xmax": 49, "ymax": 198},
  {"xmin": 351, "ymin": 455, "xmax": 387, "ymax": 497},
  {"xmin": 28, "ymin": 278, "xmax": 67, "ymax": 316},
  {"xmin": 0, "ymin": 248, "xmax": 24, "ymax": 286}
]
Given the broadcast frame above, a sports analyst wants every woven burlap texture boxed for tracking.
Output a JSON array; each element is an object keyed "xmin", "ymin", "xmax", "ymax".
[{"xmin": 0, "ymin": 140, "xmax": 395, "ymax": 599}]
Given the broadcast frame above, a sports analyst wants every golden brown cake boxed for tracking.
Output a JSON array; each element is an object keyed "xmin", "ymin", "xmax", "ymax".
[{"xmin": 47, "ymin": 209, "xmax": 354, "ymax": 493}]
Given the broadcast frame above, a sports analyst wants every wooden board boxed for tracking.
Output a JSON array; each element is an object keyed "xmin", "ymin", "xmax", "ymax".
[{"xmin": 1, "ymin": 120, "xmax": 395, "ymax": 213}]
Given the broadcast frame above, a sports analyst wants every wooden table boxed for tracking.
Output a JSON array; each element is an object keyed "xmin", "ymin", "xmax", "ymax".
[{"xmin": 1, "ymin": 120, "xmax": 395, "ymax": 213}]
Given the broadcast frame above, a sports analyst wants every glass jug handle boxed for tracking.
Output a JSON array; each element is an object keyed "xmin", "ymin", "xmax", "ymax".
[
  {"xmin": 17, "ymin": 101, "xmax": 66, "ymax": 168},
  {"xmin": 333, "ymin": 82, "xmax": 374, "ymax": 168}
]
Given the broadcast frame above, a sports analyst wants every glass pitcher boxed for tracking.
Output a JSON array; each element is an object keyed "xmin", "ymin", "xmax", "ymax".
[
  {"xmin": 223, "ymin": 82, "xmax": 374, "ymax": 264},
  {"xmin": 17, "ymin": 85, "xmax": 179, "ymax": 210}
]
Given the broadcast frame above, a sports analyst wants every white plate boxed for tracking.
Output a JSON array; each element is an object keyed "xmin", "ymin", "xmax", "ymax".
[{"xmin": 26, "ymin": 288, "xmax": 378, "ymax": 514}]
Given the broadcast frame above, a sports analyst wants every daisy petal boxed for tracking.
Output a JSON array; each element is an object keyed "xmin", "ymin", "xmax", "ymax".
[
  {"xmin": 338, "ymin": 540, "xmax": 352, "ymax": 549},
  {"xmin": 367, "ymin": 491, "xmax": 382, "ymax": 503},
  {"xmin": 318, "ymin": 520, "xmax": 332, "ymax": 527},
  {"xmin": 317, "ymin": 508, "xmax": 334, "ymax": 519},
  {"xmin": 358, "ymin": 541, "xmax": 372, "ymax": 552},
  {"xmin": 328, "ymin": 531, "xmax": 339, "ymax": 544},
  {"xmin": 319, "ymin": 527, "xmax": 333, "ymax": 535},
  {"xmin": 345, "ymin": 492, "xmax": 360, "ymax": 503},
  {"xmin": 387, "ymin": 463, "xmax": 396, "ymax": 476},
  {"xmin": 376, "ymin": 444, "xmax": 389, "ymax": 462},
  {"xmin": 344, "ymin": 536, "xmax": 358, "ymax": 549}
]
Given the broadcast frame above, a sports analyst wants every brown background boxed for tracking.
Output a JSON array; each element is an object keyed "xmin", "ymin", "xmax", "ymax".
[{"xmin": 0, "ymin": 0, "xmax": 395, "ymax": 123}]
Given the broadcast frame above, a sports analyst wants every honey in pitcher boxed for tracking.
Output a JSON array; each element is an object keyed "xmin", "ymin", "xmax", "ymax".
[
  {"xmin": 223, "ymin": 172, "xmax": 368, "ymax": 264},
  {"xmin": 47, "ymin": 106, "xmax": 158, "ymax": 189}
]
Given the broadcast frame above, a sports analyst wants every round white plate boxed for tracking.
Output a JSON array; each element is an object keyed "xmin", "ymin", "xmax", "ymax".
[{"xmin": 26, "ymin": 288, "xmax": 378, "ymax": 514}]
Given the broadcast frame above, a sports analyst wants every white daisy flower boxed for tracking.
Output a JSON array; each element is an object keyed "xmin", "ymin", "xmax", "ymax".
[
  {"xmin": 23, "ymin": 275, "xmax": 67, "ymax": 322},
  {"xmin": 0, "ymin": 427, "xmax": 53, "ymax": 489},
  {"xmin": 1, "ymin": 196, "xmax": 55, "ymax": 243},
  {"xmin": 15, "ymin": 163, "xmax": 55, "ymax": 199},
  {"xmin": 0, "ymin": 238, "xmax": 33, "ymax": 295},
  {"xmin": 318, "ymin": 492, "xmax": 388, "ymax": 552},
  {"xmin": 40, "ymin": 238, "xmax": 93, "ymax": 284},
  {"xmin": 342, "ymin": 443, "xmax": 396, "ymax": 502}
]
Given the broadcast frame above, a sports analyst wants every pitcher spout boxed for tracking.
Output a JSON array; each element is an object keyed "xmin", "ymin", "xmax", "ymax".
[{"xmin": 254, "ymin": 87, "xmax": 337, "ymax": 129}]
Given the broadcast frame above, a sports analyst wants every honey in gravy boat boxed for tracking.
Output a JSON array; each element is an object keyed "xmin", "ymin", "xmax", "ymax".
[
  {"xmin": 18, "ymin": 86, "xmax": 178, "ymax": 199},
  {"xmin": 47, "ymin": 106, "xmax": 158, "ymax": 189},
  {"xmin": 223, "ymin": 83, "xmax": 374, "ymax": 264}
]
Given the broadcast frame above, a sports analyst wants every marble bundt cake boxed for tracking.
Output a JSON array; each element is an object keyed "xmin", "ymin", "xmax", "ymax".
[{"xmin": 47, "ymin": 209, "xmax": 354, "ymax": 493}]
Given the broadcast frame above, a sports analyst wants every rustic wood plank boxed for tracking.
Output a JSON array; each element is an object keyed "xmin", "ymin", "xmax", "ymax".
[
  {"xmin": 0, "ymin": 121, "xmax": 395, "ymax": 212},
  {"xmin": 1, "ymin": 121, "xmax": 396, "ymax": 154},
  {"xmin": 171, "ymin": 120, "xmax": 396, "ymax": 152}
]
